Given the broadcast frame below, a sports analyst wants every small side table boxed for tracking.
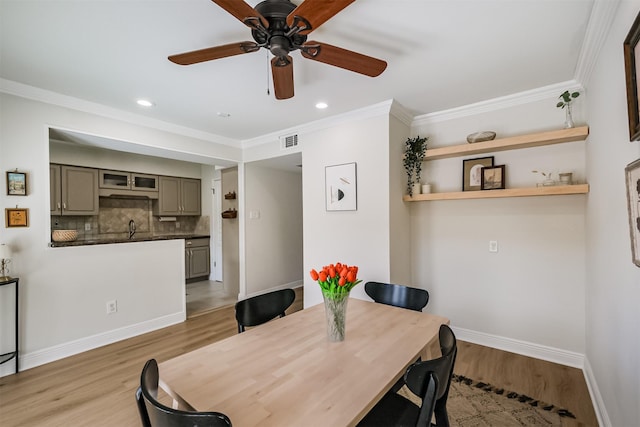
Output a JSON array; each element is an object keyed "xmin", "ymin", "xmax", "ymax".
[{"xmin": 0, "ymin": 277, "xmax": 19, "ymax": 373}]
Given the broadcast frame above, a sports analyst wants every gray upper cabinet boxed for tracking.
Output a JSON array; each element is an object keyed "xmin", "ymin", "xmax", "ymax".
[
  {"xmin": 155, "ymin": 176, "xmax": 201, "ymax": 216},
  {"xmin": 98, "ymin": 170, "xmax": 159, "ymax": 198},
  {"xmin": 50, "ymin": 164, "xmax": 99, "ymax": 215}
]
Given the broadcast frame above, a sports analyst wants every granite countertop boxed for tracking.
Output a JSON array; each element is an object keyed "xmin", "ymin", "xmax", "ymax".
[{"xmin": 50, "ymin": 234, "xmax": 210, "ymax": 248}]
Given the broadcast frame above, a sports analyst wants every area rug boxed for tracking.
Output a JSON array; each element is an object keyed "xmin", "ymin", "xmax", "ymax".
[{"xmin": 397, "ymin": 374, "xmax": 576, "ymax": 427}]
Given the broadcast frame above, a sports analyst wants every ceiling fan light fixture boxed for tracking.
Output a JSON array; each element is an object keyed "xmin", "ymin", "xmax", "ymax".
[
  {"xmin": 315, "ymin": 102, "xmax": 328, "ymax": 109},
  {"xmin": 136, "ymin": 99, "xmax": 154, "ymax": 107}
]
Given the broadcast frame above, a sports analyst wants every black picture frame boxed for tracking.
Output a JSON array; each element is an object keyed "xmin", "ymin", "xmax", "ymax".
[
  {"xmin": 481, "ymin": 165, "xmax": 506, "ymax": 190},
  {"xmin": 462, "ymin": 156, "xmax": 494, "ymax": 191},
  {"xmin": 6, "ymin": 171, "xmax": 27, "ymax": 196},
  {"xmin": 624, "ymin": 11, "xmax": 640, "ymax": 141},
  {"xmin": 625, "ymin": 158, "xmax": 640, "ymax": 267}
]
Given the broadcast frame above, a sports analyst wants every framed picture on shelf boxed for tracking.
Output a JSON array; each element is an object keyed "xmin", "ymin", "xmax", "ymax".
[
  {"xmin": 5, "ymin": 208, "xmax": 29, "ymax": 228},
  {"xmin": 481, "ymin": 165, "xmax": 506, "ymax": 190},
  {"xmin": 6, "ymin": 171, "xmax": 27, "ymax": 196},
  {"xmin": 624, "ymin": 11, "xmax": 640, "ymax": 141},
  {"xmin": 325, "ymin": 162, "xmax": 357, "ymax": 211},
  {"xmin": 462, "ymin": 156, "xmax": 494, "ymax": 191},
  {"xmin": 625, "ymin": 158, "xmax": 640, "ymax": 267}
]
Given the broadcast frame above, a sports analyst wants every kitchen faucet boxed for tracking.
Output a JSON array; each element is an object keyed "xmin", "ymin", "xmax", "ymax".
[{"xmin": 128, "ymin": 219, "xmax": 136, "ymax": 240}]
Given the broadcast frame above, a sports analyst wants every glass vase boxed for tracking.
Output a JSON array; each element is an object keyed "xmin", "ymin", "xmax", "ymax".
[
  {"xmin": 564, "ymin": 103, "xmax": 575, "ymax": 129},
  {"xmin": 322, "ymin": 291, "xmax": 349, "ymax": 342}
]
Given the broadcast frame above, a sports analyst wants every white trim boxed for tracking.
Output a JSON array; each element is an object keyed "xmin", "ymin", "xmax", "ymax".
[
  {"xmin": 583, "ymin": 357, "xmax": 611, "ymax": 427},
  {"xmin": 574, "ymin": 0, "xmax": 621, "ymax": 86},
  {"xmin": 411, "ymin": 81, "xmax": 583, "ymax": 127},
  {"xmin": 240, "ymin": 280, "xmax": 303, "ymax": 300},
  {"xmin": 242, "ymin": 100, "xmax": 395, "ymax": 148},
  {"xmin": 2, "ymin": 311, "xmax": 185, "ymax": 376},
  {"xmin": 451, "ymin": 326, "xmax": 584, "ymax": 369},
  {"xmin": 0, "ymin": 78, "xmax": 239, "ymax": 147}
]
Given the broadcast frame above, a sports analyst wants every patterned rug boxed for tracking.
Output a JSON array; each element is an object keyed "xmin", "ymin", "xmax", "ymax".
[{"xmin": 397, "ymin": 375, "xmax": 576, "ymax": 427}]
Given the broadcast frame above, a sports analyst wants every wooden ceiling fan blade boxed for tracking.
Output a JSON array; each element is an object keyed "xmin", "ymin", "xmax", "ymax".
[
  {"xmin": 211, "ymin": 0, "xmax": 268, "ymax": 29},
  {"xmin": 301, "ymin": 41, "xmax": 387, "ymax": 77},
  {"xmin": 169, "ymin": 42, "xmax": 259, "ymax": 65},
  {"xmin": 271, "ymin": 56, "xmax": 294, "ymax": 100},
  {"xmin": 286, "ymin": 0, "xmax": 355, "ymax": 34}
]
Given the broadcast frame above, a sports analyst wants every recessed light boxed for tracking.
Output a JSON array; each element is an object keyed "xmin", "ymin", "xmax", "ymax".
[
  {"xmin": 136, "ymin": 99, "xmax": 154, "ymax": 107},
  {"xmin": 315, "ymin": 102, "xmax": 328, "ymax": 109},
  {"xmin": 217, "ymin": 112, "xmax": 231, "ymax": 118}
]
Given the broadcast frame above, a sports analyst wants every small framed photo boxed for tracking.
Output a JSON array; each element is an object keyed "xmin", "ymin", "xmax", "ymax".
[
  {"xmin": 325, "ymin": 162, "xmax": 357, "ymax": 211},
  {"xmin": 481, "ymin": 165, "xmax": 506, "ymax": 190},
  {"xmin": 6, "ymin": 171, "xmax": 27, "ymax": 196},
  {"xmin": 462, "ymin": 156, "xmax": 494, "ymax": 191},
  {"xmin": 5, "ymin": 208, "xmax": 29, "ymax": 228},
  {"xmin": 625, "ymin": 158, "xmax": 640, "ymax": 267},
  {"xmin": 624, "ymin": 11, "xmax": 640, "ymax": 141}
]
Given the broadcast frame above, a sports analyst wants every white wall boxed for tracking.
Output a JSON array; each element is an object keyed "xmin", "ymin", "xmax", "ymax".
[
  {"xmin": 0, "ymin": 93, "xmax": 240, "ymax": 375},
  {"xmin": 221, "ymin": 167, "xmax": 239, "ymax": 298},
  {"xmin": 583, "ymin": 1, "xmax": 640, "ymax": 425},
  {"xmin": 411, "ymin": 97, "xmax": 587, "ymax": 355},
  {"xmin": 302, "ymin": 112, "xmax": 397, "ymax": 308},
  {"xmin": 244, "ymin": 164, "xmax": 302, "ymax": 296}
]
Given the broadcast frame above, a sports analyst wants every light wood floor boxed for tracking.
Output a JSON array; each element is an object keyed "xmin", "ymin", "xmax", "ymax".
[
  {"xmin": 0, "ymin": 288, "xmax": 596, "ymax": 426},
  {"xmin": 186, "ymin": 280, "xmax": 237, "ymax": 318}
]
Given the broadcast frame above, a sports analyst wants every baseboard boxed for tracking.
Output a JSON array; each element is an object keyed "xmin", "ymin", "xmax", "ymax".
[
  {"xmin": 242, "ymin": 280, "xmax": 303, "ymax": 300},
  {"xmin": 583, "ymin": 356, "xmax": 611, "ymax": 427},
  {"xmin": 6, "ymin": 311, "xmax": 185, "ymax": 376},
  {"xmin": 451, "ymin": 326, "xmax": 585, "ymax": 369}
]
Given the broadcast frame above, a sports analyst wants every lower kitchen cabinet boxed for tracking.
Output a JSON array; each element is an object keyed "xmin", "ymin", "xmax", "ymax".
[{"xmin": 185, "ymin": 237, "xmax": 210, "ymax": 281}]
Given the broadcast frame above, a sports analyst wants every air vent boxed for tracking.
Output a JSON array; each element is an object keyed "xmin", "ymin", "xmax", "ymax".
[{"xmin": 280, "ymin": 134, "xmax": 298, "ymax": 150}]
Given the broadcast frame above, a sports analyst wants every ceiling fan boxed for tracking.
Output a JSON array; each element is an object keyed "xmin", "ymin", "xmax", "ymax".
[{"xmin": 168, "ymin": 0, "xmax": 387, "ymax": 100}]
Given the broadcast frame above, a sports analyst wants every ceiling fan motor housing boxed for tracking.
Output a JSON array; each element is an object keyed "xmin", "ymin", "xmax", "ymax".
[{"xmin": 252, "ymin": 0, "xmax": 307, "ymax": 58}]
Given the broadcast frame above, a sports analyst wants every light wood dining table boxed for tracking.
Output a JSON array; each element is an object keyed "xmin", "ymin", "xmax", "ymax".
[{"xmin": 158, "ymin": 298, "xmax": 449, "ymax": 427}]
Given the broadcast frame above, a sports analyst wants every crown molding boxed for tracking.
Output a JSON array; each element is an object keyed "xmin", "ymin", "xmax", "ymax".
[
  {"xmin": 0, "ymin": 78, "xmax": 240, "ymax": 147},
  {"xmin": 411, "ymin": 80, "xmax": 583, "ymax": 128},
  {"xmin": 574, "ymin": 0, "xmax": 621, "ymax": 86},
  {"xmin": 242, "ymin": 99, "xmax": 395, "ymax": 148}
]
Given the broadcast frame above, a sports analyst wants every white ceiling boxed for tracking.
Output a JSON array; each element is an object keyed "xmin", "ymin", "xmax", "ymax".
[{"xmin": 1, "ymin": 0, "xmax": 595, "ymax": 144}]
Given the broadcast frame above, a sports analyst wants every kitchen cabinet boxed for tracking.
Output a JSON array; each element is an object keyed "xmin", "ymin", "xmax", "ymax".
[
  {"xmin": 98, "ymin": 169, "xmax": 159, "ymax": 198},
  {"xmin": 155, "ymin": 176, "xmax": 201, "ymax": 216},
  {"xmin": 185, "ymin": 237, "xmax": 210, "ymax": 281},
  {"xmin": 99, "ymin": 170, "xmax": 158, "ymax": 191},
  {"xmin": 50, "ymin": 164, "xmax": 99, "ymax": 215}
]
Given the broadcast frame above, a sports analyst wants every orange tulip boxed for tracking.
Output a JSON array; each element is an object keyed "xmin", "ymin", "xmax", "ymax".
[
  {"xmin": 339, "ymin": 268, "xmax": 348, "ymax": 278},
  {"xmin": 329, "ymin": 267, "xmax": 336, "ymax": 278},
  {"xmin": 347, "ymin": 271, "xmax": 356, "ymax": 282},
  {"xmin": 318, "ymin": 271, "xmax": 327, "ymax": 282},
  {"xmin": 310, "ymin": 269, "xmax": 319, "ymax": 281},
  {"xmin": 338, "ymin": 276, "xmax": 346, "ymax": 286}
]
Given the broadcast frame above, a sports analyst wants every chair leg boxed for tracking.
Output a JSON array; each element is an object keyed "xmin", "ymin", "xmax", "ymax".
[{"xmin": 433, "ymin": 400, "xmax": 450, "ymax": 427}]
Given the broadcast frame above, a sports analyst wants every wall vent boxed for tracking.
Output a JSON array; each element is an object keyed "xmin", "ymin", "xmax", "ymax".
[{"xmin": 280, "ymin": 134, "xmax": 298, "ymax": 150}]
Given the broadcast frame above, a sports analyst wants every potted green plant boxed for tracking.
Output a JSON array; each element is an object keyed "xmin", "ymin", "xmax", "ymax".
[
  {"xmin": 403, "ymin": 136, "xmax": 428, "ymax": 196},
  {"xmin": 556, "ymin": 90, "xmax": 579, "ymax": 128}
]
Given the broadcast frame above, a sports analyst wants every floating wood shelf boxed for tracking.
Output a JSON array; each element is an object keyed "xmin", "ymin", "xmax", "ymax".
[
  {"xmin": 403, "ymin": 184, "xmax": 589, "ymax": 201},
  {"xmin": 423, "ymin": 126, "xmax": 589, "ymax": 161}
]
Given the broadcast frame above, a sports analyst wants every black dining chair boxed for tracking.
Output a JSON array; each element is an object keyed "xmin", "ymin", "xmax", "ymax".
[
  {"xmin": 137, "ymin": 359, "xmax": 232, "ymax": 427},
  {"xmin": 364, "ymin": 281, "xmax": 429, "ymax": 312},
  {"xmin": 234, "ymin": 288, "xmax": 296, "ymax": 333},
  {"xmin": 357, "ymin": 324, "xmax": 457, "ymax": 427}
]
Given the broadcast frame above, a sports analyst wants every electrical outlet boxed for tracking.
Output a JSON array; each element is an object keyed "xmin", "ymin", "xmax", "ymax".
[
  {"xmin": 175, "ymin": 222, "xmax": 180, "ymax": 229},
  {"xmin": 106, "ymin": 300, "xmax": 117, "ymax": 314},
  {"xmin": 489, "ymin": 240, "xmax": 498, "ymax": 253},
  {"xmin": 85, "ymin": 223, "xmax": 91, "ymax": 231}
]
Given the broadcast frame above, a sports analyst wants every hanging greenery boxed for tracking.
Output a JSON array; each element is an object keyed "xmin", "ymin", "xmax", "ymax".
[{"xmin": 403, "ymin": 135, "xmax": 428, "ymax": 196}]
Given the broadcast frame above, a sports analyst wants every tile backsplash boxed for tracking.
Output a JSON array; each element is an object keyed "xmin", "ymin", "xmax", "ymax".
[{"xmin": 51, "ymin": 197, "xmax": 209, "ymax": 240}]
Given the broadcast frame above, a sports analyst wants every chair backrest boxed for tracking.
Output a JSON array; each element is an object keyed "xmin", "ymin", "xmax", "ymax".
[
  {"xmin": 364, "ymin": 281, "xmax": 429, "ymax": 311},
  {"xmin": 404, "ymin": 324, "xmax": 457, "ymax": 426},
  {"xmin": 415, "ymin": 372, "xmax": 439, "ymax": 427},
  {"xmin": 139, "ymin": 359, "xmax": 232, "ymax": 427},
  {"xmin": 235, "ymin": 288, "xmax": 296, "ymax": 333}
]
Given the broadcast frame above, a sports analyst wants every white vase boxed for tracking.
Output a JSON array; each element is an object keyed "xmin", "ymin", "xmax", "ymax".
[{"xmin": 412, "ymin": 183, "xmax": 422, "ymax": 196}]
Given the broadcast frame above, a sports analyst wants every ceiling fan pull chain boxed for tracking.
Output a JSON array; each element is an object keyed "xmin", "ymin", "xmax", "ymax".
[{"xmin": 266, "ymin": 51, "xmax": 270, "ymax": 96}]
